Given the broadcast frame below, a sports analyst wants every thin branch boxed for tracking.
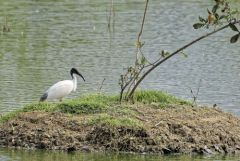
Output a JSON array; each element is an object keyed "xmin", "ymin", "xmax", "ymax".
[
  {"xmin": 107, "ymin": 0, "xmax": 115, "ymax": 32},
  {"xmin": 120, "ymin": 66, "xmax": 143, "ymax": 101},
  {"xmin": 120, "ymin": 75, "xmax": 135, "ymax": 101},
  {"xmin": 145, "ymin": 56, "xmax": 162, "ymax": 67},
  {"xmin": 136, "ymin": 0, "xmax": 149, "ymax": 65},
  {"xmin": 127, "ymin": 21, "xmax": 240, "ymax": 99},
  {"xmin": 137, "ymin": 0, "xmax": 149, "ymax": 42},
  {"xmin": 189, "ymin": 79, "xmax": 202, "ymax": 105},
  {"xmin": 125, "ymin": 67, "xmax": 144, "ymax": 99},
  {"xmin": 98, "ymin": 78, "xmax": 106, "ymax": 92},
  {"xmin": 196, "ymin": 79, "xmax": 202, "ymax": 99}
]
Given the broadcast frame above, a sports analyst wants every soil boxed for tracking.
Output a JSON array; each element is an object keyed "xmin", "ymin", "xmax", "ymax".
[{"xmin": 1, "ymin": 104, "xmax": 240, "ymax": 154}]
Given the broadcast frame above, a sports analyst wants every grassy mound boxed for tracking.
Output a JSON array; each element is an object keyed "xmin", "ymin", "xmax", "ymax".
[
  {"xmin": 0, "ymin": 90, "xmax": 187, "ymax": 124},
  {"xmin": 1, "ymin": 90, "xmax": 240, "ymax": 154}
]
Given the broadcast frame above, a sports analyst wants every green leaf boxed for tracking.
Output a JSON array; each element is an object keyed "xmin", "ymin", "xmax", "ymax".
[
  {"xmin": 193, "ymin": 23, "xmax": 204, "ymax": 29},
  {"xmin": 160, "ymin": 50, "xmax": 170, "ymax": 58},
  {"xmin": 229, "ymin": 23, "xmax": 239, "ymax": 32},
  {"xmin": 160, "ymin": 50, "xmax": 166, "ymax": 57},
  {"xmin": 230, "ymin": 34, "xmax": 240, "ymax": 43},
  {"xmin": 141, "ymin": 56, "xmax": 148, "ymax": 65},
  {"xmin": 199, "ymin": 16, "xmax": 207, "ymax": 23},
  {"xmin": 212, "ymin": 4, "xmax": 219, "ymax": 13}
]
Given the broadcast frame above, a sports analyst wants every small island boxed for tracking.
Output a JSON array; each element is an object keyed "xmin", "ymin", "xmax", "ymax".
[{"xmin": 1, "ymin": 91, "xmax": 240, "ymax": 155}]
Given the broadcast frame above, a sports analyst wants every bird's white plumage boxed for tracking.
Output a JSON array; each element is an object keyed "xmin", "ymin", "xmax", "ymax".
[
  {"xmin": 46, "ymin": 80, "xmax": 74, "ymax": 100},
  {"xmin": 40, "ymin": 68, "xmax": 84, "ymax": 102}
]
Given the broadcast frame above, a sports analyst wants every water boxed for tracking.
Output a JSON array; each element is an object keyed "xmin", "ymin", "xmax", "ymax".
[
  {"xmin": 1, "ymin": 148, "xmax": 240, "ymax": 161},
  {"xmin": 0, "ymin": 0, "xmax": 240, "ymax": 160},
  {"xmin": 0, "ymin": 0, "xmax": 240, "ymax": 114}
]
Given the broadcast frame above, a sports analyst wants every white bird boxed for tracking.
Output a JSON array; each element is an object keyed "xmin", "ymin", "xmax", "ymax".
[{"xmin": 39, "ymin": 68, "xmax": 85, "ymax": 102}]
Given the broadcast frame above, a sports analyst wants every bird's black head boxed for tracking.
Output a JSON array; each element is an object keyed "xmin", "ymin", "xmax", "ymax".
[{"xmin": 70, "ymin": 68, "xmax": 85, "ymax": 81}]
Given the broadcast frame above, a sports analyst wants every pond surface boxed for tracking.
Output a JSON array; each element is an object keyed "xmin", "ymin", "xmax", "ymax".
[
  {"xmin": 0, "ymin": 0, "xmax": 240, "ymax": 160},
  {"xmin": 1, "ymin": 148, "xmax": 240, "ymax": 161},
  {"xmin": 0, "ymin": 0, "xmax": 240, "ymax": 114}
]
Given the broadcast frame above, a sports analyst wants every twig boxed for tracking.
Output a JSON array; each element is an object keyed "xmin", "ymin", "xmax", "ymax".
[
  {"xmin": 195, "ymin": 79, "xmax": 202, "ymax": 102},
  {"xmin": 145, "ymin": 56, "xmax": 162, "ymax": 67},
  {"xmin": 120, "ymin": 76, "xmax": 133, "ymax": 102},
  {"xmin": 137, "ymin": 0, "xmax": 149, "ymax": 43},
  {"xmin": 125, "ymin": 67, "xmax": 144, "ymax": 100},
  {"xmin": 189, "ymin": 79, "xmax": 202, "ymax": 105},
  {"xmin": 135, "ymin": 0, "xmax": 149, "ymax": 65},
  {"xmin": 107, "ymin": 0, "xmax": 115, "ymax": 32},
  {"xmin": 98, "ymin": 78, "xmax": 106, "ymax": 92}
]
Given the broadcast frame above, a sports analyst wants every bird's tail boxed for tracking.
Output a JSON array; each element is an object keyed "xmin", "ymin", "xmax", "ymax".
[{"xmin": 39, "ymin": 93, "xmax": 48, "ymax": 102}]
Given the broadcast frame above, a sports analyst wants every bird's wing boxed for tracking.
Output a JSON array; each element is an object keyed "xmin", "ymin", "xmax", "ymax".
[{"xmin": 46, "ymin": 80, "xmax": 74, "ymax": 100}]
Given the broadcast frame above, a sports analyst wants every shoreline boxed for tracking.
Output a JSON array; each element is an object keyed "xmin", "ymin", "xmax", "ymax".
[{"xmin": 0, "ymin": 91, "xmax": 240, "ymax": 155}]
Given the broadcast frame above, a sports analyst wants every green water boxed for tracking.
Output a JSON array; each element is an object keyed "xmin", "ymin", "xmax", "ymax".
[
  {"xmin": 0, "ymin": 0, "xmax": 240, "ymax": 114},
  {"xmin": 1, "ymin": 148, "xmax": 240, "ymax": 161},
  {"xmin": 1, "ymin": 0, "xmax": 240, "ymax": 160}
]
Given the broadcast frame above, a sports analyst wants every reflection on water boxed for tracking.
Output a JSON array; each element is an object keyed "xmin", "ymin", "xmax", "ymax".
[{"xmin": 1, "ymin": 148, "xmax": 240, "ymax": 161}]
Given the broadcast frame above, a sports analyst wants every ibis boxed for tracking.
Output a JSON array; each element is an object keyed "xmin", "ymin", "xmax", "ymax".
[{"xmin": 39, "ymin": 68, "xmax": 85, "ymax": 102}]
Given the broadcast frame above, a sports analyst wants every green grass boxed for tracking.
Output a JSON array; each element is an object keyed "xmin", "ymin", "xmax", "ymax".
[
  {"xmin": 0, "ymin": 94, "xmax": 117, "ymax": 123},
  {"xmin": 0, "ymin": 90, "xmax": 191, "ymax": 124},
  {"xmin": 0, "ymin": 111, "xmax": 20, "ymax": 123},
  {"xmin": 22, "ymin": 102, "xmax": 57, "ymax": 112},
  {"xmin": 58, "ymin": 94, "xmax": 117, "ymax": 114},
  {"xmin": 134, "ymin": 90, "xmax": 191, "ymax": 108}
]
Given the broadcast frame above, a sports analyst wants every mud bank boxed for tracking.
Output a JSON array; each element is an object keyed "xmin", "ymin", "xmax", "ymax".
[{"xmin": 1, "ymin": 103, "xmax": 240, "ymax": 154}]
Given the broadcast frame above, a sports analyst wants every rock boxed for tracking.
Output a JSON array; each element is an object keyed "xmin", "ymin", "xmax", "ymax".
[
  {"xmin": 81, "ymin": 145, "xmax": 92, "ymax": 152},
  {"xmin": 162, "ymin": 147, "xmax": 171, "ymax": 154},
  {"xmin": 202, "ymin": 145, "xmax": 214, "ymax": 154}
]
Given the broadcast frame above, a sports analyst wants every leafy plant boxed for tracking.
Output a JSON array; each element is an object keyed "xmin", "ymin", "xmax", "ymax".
[
  {"xmin": 193, "ymin": 0, "xmax": 240, "ymax": 43},
  {"xmin": 119, "ymin": 0, "xmax": 240, "ymax": 102}
]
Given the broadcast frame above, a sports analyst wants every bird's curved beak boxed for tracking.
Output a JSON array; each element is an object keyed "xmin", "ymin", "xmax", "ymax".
[{"xmin": 77, "ymin": 72, "xmax": 85, "ymax": 81}]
